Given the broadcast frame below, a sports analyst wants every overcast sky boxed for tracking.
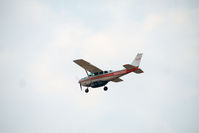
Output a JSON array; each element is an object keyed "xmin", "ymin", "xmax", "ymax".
[{"xmin": 0, "ymin": 0, "xmax": 199, "ymax": 133}]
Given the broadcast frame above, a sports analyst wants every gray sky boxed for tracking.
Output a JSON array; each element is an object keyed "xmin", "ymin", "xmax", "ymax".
[{"xmin": 0, "ymin": 0, "xmax": 199, "ymax": 133}]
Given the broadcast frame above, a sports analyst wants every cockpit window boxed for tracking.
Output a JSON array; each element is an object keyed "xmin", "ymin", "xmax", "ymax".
[
  {"xmin": 99, "ymin": 71, "xmax": 103, "ymax": 75},
  {"xmin": 88, "ymin": 73, "xmax": 94, "ymax": 76}
]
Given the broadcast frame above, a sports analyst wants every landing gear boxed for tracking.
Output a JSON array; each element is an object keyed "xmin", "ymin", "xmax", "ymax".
[
  {"xmin": 85, "ymin": 88, "xmax": 89, "ymax": 93},
  {"xmin": 104, "ymin": 86, "xmax": 108, "ymax": 91}
]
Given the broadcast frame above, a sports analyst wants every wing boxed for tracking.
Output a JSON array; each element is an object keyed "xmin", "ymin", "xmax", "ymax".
[
  {"xmin": 73, "ymin": 59, "xmax": 103, "ymax": 73},
  {"xmin": 111, "ymin": 78, "xmax": 123, "ymax": 82}
]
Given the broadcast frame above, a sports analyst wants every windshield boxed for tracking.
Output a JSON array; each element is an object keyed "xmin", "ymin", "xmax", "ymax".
[{"xmin": 88, "ymin": 72, "xmax": 94, "ymax": 76}]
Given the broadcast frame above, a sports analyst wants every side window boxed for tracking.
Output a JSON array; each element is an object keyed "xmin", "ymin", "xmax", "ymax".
[
  {"xmin": 109, "ymin": 70, "xmax": 113, "ymax": 73},
  {"xmin": 104, "ymin": 71, "xmax": 108, "ymax": 74},
  {"xmin": 99, "ymin": 71, "xmax": 103, "ymax": 75},
  {"xmin": 94, "ymin": 72, "xmax": 98, "ymax": 76}
]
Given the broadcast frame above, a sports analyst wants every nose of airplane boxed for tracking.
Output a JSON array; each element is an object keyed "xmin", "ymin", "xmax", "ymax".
[
  {"xmin": 78, "ymin": 79, "xmax": 82, "ymax": 84},
  {"xmin": 78, "ymin": 80, "xmax": 82, "ymax": 91}
]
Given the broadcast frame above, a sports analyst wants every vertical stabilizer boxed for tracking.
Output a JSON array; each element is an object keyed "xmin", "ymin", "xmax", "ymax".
[{"xmin": 131, "ymin": 53, "xmax": 143, "ymax": 67}]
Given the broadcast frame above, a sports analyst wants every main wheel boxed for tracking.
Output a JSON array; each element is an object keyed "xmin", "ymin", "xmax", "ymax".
[
  {"xmin": 104, "ymin": 86, "xmax": 108, "ymax": 91},
  {"xmin": 85, "ymin": 88, "xmax": 89, "ymax": 93}
]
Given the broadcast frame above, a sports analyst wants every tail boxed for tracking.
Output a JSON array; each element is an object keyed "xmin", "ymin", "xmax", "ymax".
[
  {"xmin": 123, "ymin": 53, "xmax": 143, "ymax": 74},
  {"xmin": 131, "ymin": 53, "xmax": 143, "ymax": 67}
]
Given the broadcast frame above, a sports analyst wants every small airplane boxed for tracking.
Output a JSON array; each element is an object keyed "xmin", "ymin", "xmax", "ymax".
[{"xmin": 73, "ymin": 53, "xmax": 143, "ymax": 93}]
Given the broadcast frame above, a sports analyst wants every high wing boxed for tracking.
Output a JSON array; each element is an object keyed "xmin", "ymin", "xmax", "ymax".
[
  {"xmin": 73, "ymin": 59, "xmax": 103, "ymax": 73},
  {"xmin": 111, "ymin": 78, "xmax": 123, "ymax": 82}
]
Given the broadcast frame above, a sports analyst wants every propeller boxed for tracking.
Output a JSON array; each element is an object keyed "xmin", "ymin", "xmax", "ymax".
[
  {"xmin": 79, "ymin": 83, "xmax": 82, "ymax": 91},
  {"xmin": 75, "ymin": 76, "xmax": 82, "ymax": 91}
]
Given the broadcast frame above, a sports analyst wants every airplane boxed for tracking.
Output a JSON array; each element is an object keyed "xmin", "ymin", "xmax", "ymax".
[{"xmin": 73, "ymin": 53, "xmax": 143, "ymax": 93}]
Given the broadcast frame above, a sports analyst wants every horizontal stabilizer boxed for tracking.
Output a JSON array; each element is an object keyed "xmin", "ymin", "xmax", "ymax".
[
  {"xmin": 123, "ymin": 64, "xmax": 143, "ymax": 74},
  {"xmin": 123, "ymin": 64, "xmax": 136, "ymax": 69},
  {"xmin": 134, "ymin": 68, "xmax": 144, "ymax": 74},
  {"xmin": 112, "ymin": 78, "xmax": 123, "ymax": 82}
]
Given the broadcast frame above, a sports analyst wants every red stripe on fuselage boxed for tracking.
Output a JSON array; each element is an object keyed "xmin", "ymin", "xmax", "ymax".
[{"xmin": 79, "ymin": 67, "xmax": 138, "ymax": 83}]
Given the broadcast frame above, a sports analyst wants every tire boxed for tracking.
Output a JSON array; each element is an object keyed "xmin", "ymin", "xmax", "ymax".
[
  {"xmin": 85, "ymin": 88, "xmax": 89, "ymax": 93},
  {"xmin": 104, "ymin": 86, "xmax": 108, "ymax": 91}
]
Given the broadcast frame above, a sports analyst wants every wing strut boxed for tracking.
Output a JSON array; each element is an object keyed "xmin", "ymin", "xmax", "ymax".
[{"xmin": 85, "ymin": 69, "xmax": 92, "ymax": 85}]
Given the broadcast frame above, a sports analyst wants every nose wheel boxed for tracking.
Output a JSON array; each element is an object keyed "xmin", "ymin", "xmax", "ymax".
[
  {"xmin": 104, "ymin": 86, "xmax": 108, "ymax": 91},
  {"xmin": 85, "ymin": 88, "xmax": 89, "ymax": 93}
]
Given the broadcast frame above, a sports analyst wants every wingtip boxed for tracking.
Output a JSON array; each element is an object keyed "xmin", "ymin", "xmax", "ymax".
[{"xmin": 73, "ymin": 59, "xmax": 82, "ymax": 62}]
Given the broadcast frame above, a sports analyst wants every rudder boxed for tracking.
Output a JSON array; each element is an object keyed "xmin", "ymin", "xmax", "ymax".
[{"xmin": 131, "ymin": 53, "xmax": 143, "ymax": 67}]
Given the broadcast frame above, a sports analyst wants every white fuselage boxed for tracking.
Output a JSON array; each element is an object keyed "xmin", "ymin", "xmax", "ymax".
[{"xmin": 79, "ymin": 67, "xmax": 138, "ymax": 88}]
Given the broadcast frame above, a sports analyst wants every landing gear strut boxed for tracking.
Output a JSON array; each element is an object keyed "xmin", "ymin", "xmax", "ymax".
[
  {"xmin": 85, "ymin": 88, "xmax": 89, "ymax": 93},
  {"xmin": 104, "ymin": 86, "xmax": 108, "ymax": 91}
]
